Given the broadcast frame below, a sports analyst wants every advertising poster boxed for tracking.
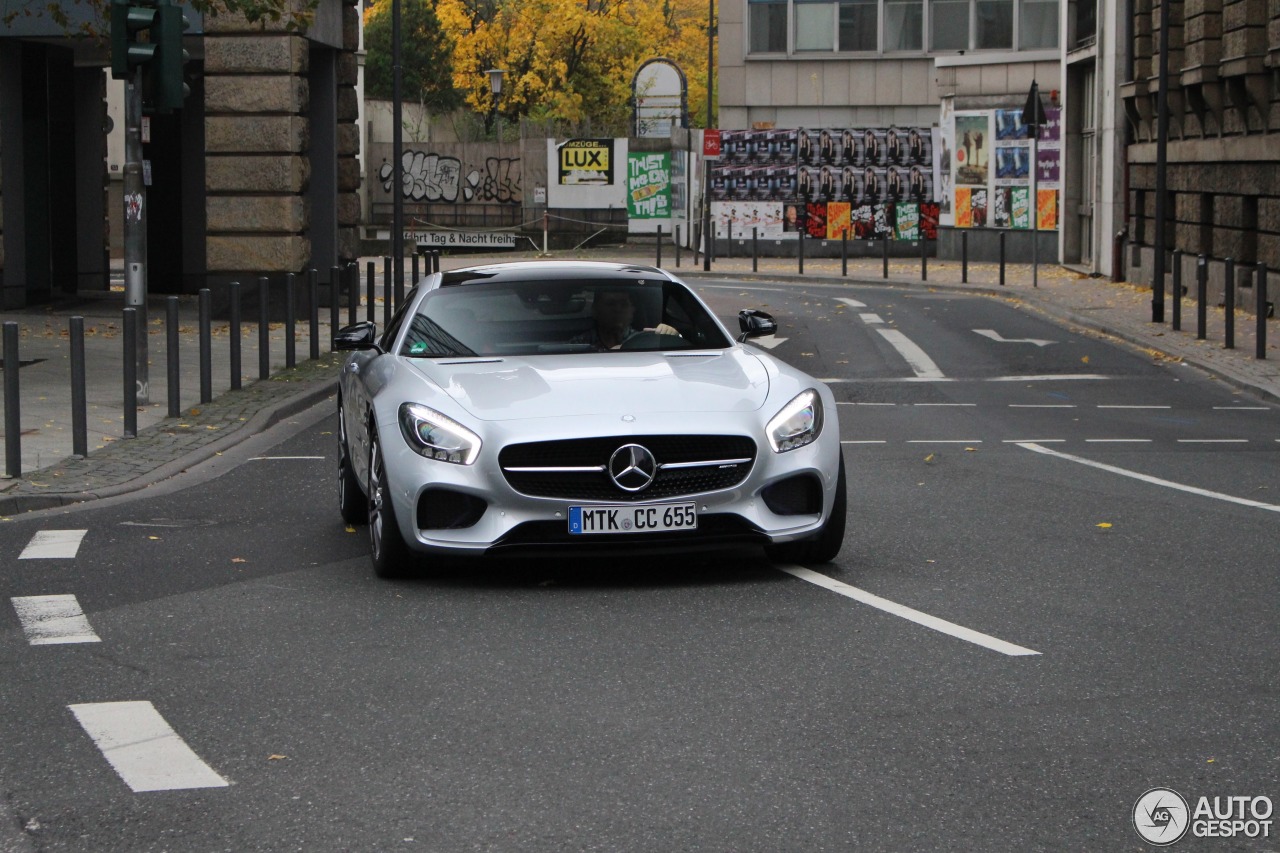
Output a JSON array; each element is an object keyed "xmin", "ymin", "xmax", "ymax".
[
  {"xmin": 1011, "ymin": 187, "xmax": 1031, "ymax": 229},
  {"xmin": 853, "ymin": 204, "xmax": 875, "ymax": 238},
  {"xmin": 895, "ymin": 203, "xmax": 920, "ymax": 240},
  {"xmin": 921, "ymin": 203, "xmax": 940, "ymax": 239},
  {"xmin": 873, "ymin": 204, "xmax": 894, "ymax": 238},
  {"xmin": 626, "ymin": 152, "xmax": 671, "ymax": 219},
  {"xmin": 936, "ymin": 119, "xmax": 953, "ymax": 225},
  {"xmin": 993, "ymin": 187, "xmax": 1011, "ymax": 228},
  {"xmin": 1037, "ymin": 190, "xmax": 1059, "ymax": 230},
  {"xmin": 827, "ymin": 202, "xmax": 852, "ymax": 238},
  {"xmin": 956, "ymin": 187, "xmax": 973, "ymax": 228},
  {"xmin": 954, "ymin": 114, "xmax": 990, "ymax": 187},
  {"xmin": 558, "ymin": 139, "xmax": 613, "ymax": 185},
  {"xmin": 783, "ymin": 203, "xmax": 804, "ymax": 233},
  {"xmin": 806, "ymin": 203, "xmax": 828, "ymax": 238}
]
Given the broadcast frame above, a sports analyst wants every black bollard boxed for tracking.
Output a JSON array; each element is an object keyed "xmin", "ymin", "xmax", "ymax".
[
  {"xmin": 347, "ymin": 263, "xmax": 358, "ymax": 327},
  {"xmin": 285, "ymin": 272, "xmax": 297, "ymax": 369},
  {"xmin": 656, "ymin": 224, "xmax": 663, "ymax": 268},
  {"xmin": 70, "ymin": 317, "xmax": 88, "ymax": 458},
  {"xmin": 798, "ymin": 225, "xmax": 805, "ymax": 275},
  {"xmin": 841, "ymin": 231, "xmax": 847, "ymax": 277},
  {"xmin": 1224, "ymin": 257, "xmax": 1235, "ymax": 349},
  {"xmin": 199, "ymin": 288, "xmax": 213, "ymax": 403},
  {"xmin": 675, "ymin": 225, "xmax": 682, "ymax": 268},
  {"xmin": 308, "ymin": 270, "xmax": 320, "ymax": 362},
  {"xmin": 123, "ymin": 308, "xmax": 137, "ymax": 439},
  {"xmin": 329, "ymin": 266, "xmax": 340, "ymax": 348},
  {"xmin": 753, "ymin": 228, "xmax": 759, "ymax": 273},
  {"xmin": 1257, "ymin": 263, "xmax": 1268, "ymax": 360},
  {"xmin": 921, "ymin": 235, "xmax": 928, "ymax": 282},
  {"xmin": 412, "ymin": 252, "xmax": 420, "ymax": 288},
  {"xmin": 962, "ymin": 231, "xmax": 969, "ymax": 283},
  {"xmin": 259, "ymin": 276, "xmax": 271, "ymax": 380},
  {"xmin": 366, "ymin": 261, "xmax": 375, "ymax": 324},
  {"xmin": 230, "ymin": 281, "xmax": 243, "ymax": 389},
  {"xmin": 882, "ymin": 235, "xmax": 889, "ymax": 279},
  {"xmin": 999, "ymin": 231, "xmax": 1007, "ymax": 286},
  {"xmin": 382, "ymin": 257, "xmax": 392, "ymax": 329},
  {"xmin": 166, "ymin": 296, "xmax": 181, "ymax": 418},
  {"xmin": 1196, "ymin": 255, "xmax": 1208, "ymax": 340},
  {"xmin": 1171, "ymin": 250, "xmax": 1182, "ymax": 332},
  {"xmin": 4, "ymin": 322, "xmax": 21, "ymax": 476}
]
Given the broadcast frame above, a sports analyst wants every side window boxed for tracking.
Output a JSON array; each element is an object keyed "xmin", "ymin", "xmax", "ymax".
[{"xmin": 379, "ymin": 285, "xmax": 419, "ymax": 350}]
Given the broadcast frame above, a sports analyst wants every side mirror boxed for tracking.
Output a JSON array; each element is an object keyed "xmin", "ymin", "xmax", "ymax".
[
  {"xmin": 333, "ymin": 321, "xmax": 380, "ymax": 352},
  {"xmin": 737, "ymin": 309, "xmax": 778, "ymax": 342}
]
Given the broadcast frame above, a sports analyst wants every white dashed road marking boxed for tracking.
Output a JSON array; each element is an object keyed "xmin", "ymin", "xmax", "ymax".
[
  {"xmin": 875, "ymin": 329, "xmax": 947, "ymax": 379},
  {"xmin": 11, "ymin": 595, "xmax": 101, "ymax": 645},
  {"xmin": 68, "ymin": 702, "xmax": 229, "ymax": 792},
  {"xmin": 19, "ymin": 531, "xmax": 88, "ymax": 560},
  {"xmin": 779, "ymin": 566, "xmax": 1041, "ymax": 656}
]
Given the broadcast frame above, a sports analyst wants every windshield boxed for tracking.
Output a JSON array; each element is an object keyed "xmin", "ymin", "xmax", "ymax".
[{"xmin": 397, "ymin": 278, "xmax": 733, "ymax": 357}]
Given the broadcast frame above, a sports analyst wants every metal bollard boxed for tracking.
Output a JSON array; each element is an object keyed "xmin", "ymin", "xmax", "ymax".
[
  {"xmin": 999, "ymin": 231, "xmax": 1007, "ymax": 286},
  {"xmin": 199, "ymin": 288, "xmax": 212, "ymax": 403},
  {"xmin": 382, "ymin": 257, "xmax": 392, "ymax": 329},
  {"xmin": 329, "ymin": 266, "xmax": 340, "ymax": 348},
  {"xmin": 230, "ymin": 281, "xmax": 243, "ymax": 390},
  {"xmin": 1171, "ymin": 250, "xmax": 1182, "ymax": 332},
  {"xmin": 675, "ymin": 226, "xmax": 682, "ymax": 268},
  {"xmin": 841, "ymin": 231, "xmax": 847, "ymax": 277},
  {"xmin": 962, "ymin": 231, "xmax": 969, "ymax": 283},
  {"xmin": 123, "ymin": 308, "xmax": 137, "ymax": 438},
  {"xmin": 753, "ymin": 228, "xmax": 759, "ymax": 273},
  {"xmin": 1196, "ymin": 255, "xmax": 1208, "ymax": 340},
  {"xmin": 882, "ymin": 235, "xmax": 889, "ymax": 279},
  {"xmin": 1224, "ymin": 257, "xmax": 1235, "ymax": 349},
  {"xmin": 412, "ymin": 252, "xmax": 420, "ymax": 288},
  {"xmin": 798, "ymin": 225, "xmax": 805, "ymax": 275},
  {"xmin": 285, "ymin": 272, "xmax": 297, "ymax": 369},
  {"xmin": 308, "ymin": 270, "xmax": 320, "ymax": 362},
  {"xmin": 1257, "ymin": 263, "xmax": 1268, "ymax": 360},
  {"xmin": 656, "ymin": 224, "xmax": 663, "ymax": 268},
  {"xmin": 166, "ymin": 296, "xmax": 181, "ymax": 418},
  {"xmin": 4, "ymin": 321, "xmax": 22, "ymax": 476},
  {"xmin": 70, "ymin": 317, "xmax": 88, "ymax": 458},
  {"xmin": 920, "ymin": 235, "xmax": 928, "ymax": 282},
  {"xmin": 259, "ymin": 275, "xmax": 271, "ymax": 380},
  {"xmin": 347, "ymin": 263, "xmax": 358, "ymax": 327},
  {"xmin": 366, "ymin": 261, "xmax": 376, "ymax": 325}
]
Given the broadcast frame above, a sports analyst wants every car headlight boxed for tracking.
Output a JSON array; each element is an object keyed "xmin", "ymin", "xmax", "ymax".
[
  {"xmin": 398, "ymin": 403, "xmax": 482, "ymax": 465},
  {"xmin": 767, "ymin": 390, "xmax": 824, "ymax": 453}
]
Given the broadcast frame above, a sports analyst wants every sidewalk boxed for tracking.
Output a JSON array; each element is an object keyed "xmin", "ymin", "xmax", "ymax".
[{"xmin": 1, "ymin": 248, "xmax": 1276, "ymax": 516}]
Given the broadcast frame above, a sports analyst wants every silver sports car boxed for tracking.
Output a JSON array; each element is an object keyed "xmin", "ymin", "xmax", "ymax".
[{"xmin": 335, "ymin": 260, "xmax": 845, "ymax": 577}]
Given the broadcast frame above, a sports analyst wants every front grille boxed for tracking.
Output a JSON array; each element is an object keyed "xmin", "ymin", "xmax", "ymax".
[{"xmin": 499, "ymin": 434, "xmax": 757, "ymax": 502}]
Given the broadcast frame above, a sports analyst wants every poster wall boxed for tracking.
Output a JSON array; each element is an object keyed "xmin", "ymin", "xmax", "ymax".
[{"xmin": 949, "ymin": 105, "xmax": 1061, "ymax": 231}]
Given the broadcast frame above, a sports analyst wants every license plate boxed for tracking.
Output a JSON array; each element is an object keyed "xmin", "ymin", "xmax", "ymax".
[{"xmin": 568, "ymin": 503, "xmax": 697, "ymax": 535}]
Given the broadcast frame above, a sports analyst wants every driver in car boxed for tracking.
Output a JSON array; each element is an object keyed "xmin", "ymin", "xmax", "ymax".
[{"xmin": 571, "ymin": 289, "xmax": 680, "ymax": 350}]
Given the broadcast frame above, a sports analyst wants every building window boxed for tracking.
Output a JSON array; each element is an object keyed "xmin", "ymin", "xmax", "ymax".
[
  {"xmin": 795, "ymin": 0, "xmax": 837, "ymax": 50},
  {"xmin": 975, "ymin": 0, "xmax": 1013, "ymax": 47},
  {"xmin": 1022, "ymin": 0, "xmax": 1058, "ymax": 47},
  {"xmin": 749, "ymin": 0, "xmax": 789, "ymax": 52},
  {"xmin": 840, "ymin": 0, "xmax": 880, "ymax": 50},
  {"xmin": 884, "ymin": 0, "xmax": 924, "ymax": 48},
  {"xmin": 931, "ymin": 0, "xmax": 969, "ymax": 49}
]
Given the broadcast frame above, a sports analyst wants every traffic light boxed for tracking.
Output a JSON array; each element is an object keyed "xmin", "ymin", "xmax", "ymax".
[
  {"xmin": 153, "ymin": 0, "xmax": 191, "ymax": 112},
  {"xmin": 110, "ymin": 0, "xmax": 158, "ymax": 80}
]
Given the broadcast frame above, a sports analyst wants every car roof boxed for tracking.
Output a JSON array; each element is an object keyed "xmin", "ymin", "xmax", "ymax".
[{"xmin": 438, "ymin": 260, "xmax": 672, "ymax": 288}]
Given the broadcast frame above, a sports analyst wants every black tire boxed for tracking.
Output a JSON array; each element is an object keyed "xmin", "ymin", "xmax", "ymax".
[
  {"xmin": 765, "ymin": 455, "xmax": 847, "ymax": 565},
  {"xmin": 338, "ymin": 400, "xmax": 368, "ymax": 525},
  {"xmin": 368, "ymin": 428, "xmax": 414, "ymax": 579}
]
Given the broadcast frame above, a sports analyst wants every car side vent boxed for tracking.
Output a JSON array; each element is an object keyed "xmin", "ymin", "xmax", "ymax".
[
  {"xmin": 761, "ymin": 474, "xmax": 823, "ymax": 516},
  {"xmin": 417, "ymin": 489, "xmax": 487, "ymax": 530}
]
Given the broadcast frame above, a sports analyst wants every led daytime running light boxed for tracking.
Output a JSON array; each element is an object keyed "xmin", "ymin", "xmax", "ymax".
[
  {"xmin": 398, "ymin": 403, "xmax": 482, "ymax": 465},
  {"xmin": 767, "ymin": 390, "xmax": 823, "ymax": 453}
]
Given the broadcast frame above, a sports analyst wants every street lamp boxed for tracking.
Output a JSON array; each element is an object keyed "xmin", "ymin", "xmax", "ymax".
[{"xmin": 486, "ymin": 68, "xmax": 506, "ymax": 141}]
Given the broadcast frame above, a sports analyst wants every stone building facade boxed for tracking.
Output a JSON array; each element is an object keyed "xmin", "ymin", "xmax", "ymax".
[{"xmin": 1120, "ymin": 0, "xmax": 1280, "ymax": 311}]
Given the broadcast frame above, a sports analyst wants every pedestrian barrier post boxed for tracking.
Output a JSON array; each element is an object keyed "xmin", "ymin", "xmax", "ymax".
[
  {"xmin": 365, "ymin": 262, "xmax": 375, "ymax": 325},
  {"xmin": 166, "ymin": 296, "xmax": 180, "ymax": 418},
  {"xmin": 285, "ymin": 273, "xmax": 297, "ymax": 369},
  {"xmin": 381, "ymin": 258, "xmax": 391, "ymax": 329},
  {"xmin": 347, "ymin": 263, "xmax": 358, "ymax": 327},
  {"xmin": 656, "ymin": 224, "xmax": 663, "ymax": 268},
  {"xmin": 308, "ymin": 271, "xmax": 320, "ymax": 362},
  {"xmin": 258, "ymin": 276, "xmax": 271, "ymax": 380},
  {"xmin": 798, "ymin": 225, "xmax": 805, "ymax": 276},
  {"xmin": 920, "ymin": 236, "xmax": 928, "ymax": 282},
  {"xmin": 841, "ymin": 231, "xmax": 847, "ymax": 277},
  {"xmin": 1196, "ymin": 255, "xmax": 1207, "ymax": 340},
  {"xmin": 230, "ymin": 282, "xmax": 243, "ymax": 389},
  {"xmin": 70, "ymin": 316, "xmax": 87, "ymax": 458},
  {"xmin": 412, "ymin": 253, "xmax": 419, "ymax": 288},
  {"xmin": 754, "ymin": 228, "xmax": 759, "ymax": 273},
  {"xmin": 962, "ymin": 231, "xmax": 969, "ymax": 283},
  {"xmin": 675, "ymin": 226, "xmax": 682, "ymax": 268},
  {"xmin": 122, "ymin": 308, "xmax": 137, "ymax": 439},
  {"xmin": 1257, "ymin": 263, "xmax": 1268, "ymax": 360},
  {"xmin": 1171, "ymin": 250, "xmax": 1182, "ymax": 332},
  {"xmin": 999, "ymin": 232, "xmax": 1007, "ymax": 286},
  {"xmin": 1224, "ymin": 257, "xmax": 1235, "ymax": 349},
  {"xmin": 4, "ymin": 321, "xmax": 21, "ymax": 477},
  {"xmin": 199, "ymin": 288, "xmax": 213, "ymax": 403},
  {"xmin": 882, "ymin": 235, "xmax": 889, "ymax": 279}
]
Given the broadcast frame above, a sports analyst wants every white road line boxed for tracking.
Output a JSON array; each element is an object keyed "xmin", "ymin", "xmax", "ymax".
[
  {"xmin": 875, "ymin": 329, "xmax": 946, "ymax": 379},
  {"xmin": 11, "ymin": 595, "xmax": 101, "ymax": 645},
  {"xmin": 1085, "ymin": 438, "xmax": 1152, "ymax": 443},
  {"xmin": 988, "ymin": 374, "xmax": 1110, "ymax": 382},
  {"xmin": 841, "ymin": 440, "xmax": 887, "ymax": 444},
  {"xmin": 778, "ymin": 566, "xmax": 1040, "ymax": 656},
  {"xmin": 1177, "ymin": 439, "xmax": 1249, "ymax": 443},
  {"xmin": 1001, "ymin": 439, "xmax": 1066, "ymax": 443},
  {"xmin": 1214, "ymin": 406, "xmax": 1269, "ymax": 410},
  {"xmin": 1097, "ymin": 405, "xmax": 1171, "ymax": 409},
  {"xmin": 1009, "ymin": 404, "xmax": 1076, "ymax": 408},
  {"xmin": 913, "ymin": 402, "xmax": 976, "ymax": 407},
  {"xmin": 836, "ymin": 297, "xmax": 868, "ymax": 309},
  {"xmin": 906, "ymin": 440, "xmax": 983, "ymax": 444},
  {"xmin": 836, "ymin": 402, "xmax": 897, "ymax": 406},
  {"xmin": 68, "ymin": 702, "xmax": 230, "ymax": 792},
  {"xmin": 860, "ymin": 313, "xmax": 885, "ymax": 324},
  {"xmin": 1018, "ymin": 442, "xmax": 1280, "ymax": 512},
  {"xmin": 19, "ymin": 530, "xmax": 88, "ymax": 560},
  {"xmin": 247, "ymin": 456, "xmax": 326, "ymax": 461}
]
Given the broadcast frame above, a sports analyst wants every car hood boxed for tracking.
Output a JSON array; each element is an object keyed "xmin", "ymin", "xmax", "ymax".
[{"xmin": 411, "ymin": 350, "xmax": 771, "ymax": 421}]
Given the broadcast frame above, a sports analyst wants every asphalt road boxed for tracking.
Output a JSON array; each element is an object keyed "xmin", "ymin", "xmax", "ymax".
[{"xmin": 1, "ymin": 279, "xmax": 1277, "ymax": 852}]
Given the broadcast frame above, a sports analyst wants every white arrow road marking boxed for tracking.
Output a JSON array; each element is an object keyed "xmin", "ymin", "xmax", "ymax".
[
  {"xmin": 876, "ymin": 329, "xmax": 946, "ymax": 379},
  {"xmin": 751, "ymin": 335, "xmax": 789, "ymax": 349},
  {"xmin": 11, "ymin": 595, "xmax": 101, "ymax": 645},
  {"xmin": 836, "ymin": 298, "xmax": 868, "ymax": 309},
  {"xmin": 974, "ymin": 329, "xmax": 1057, "ymax": 347},
  {"xmin": 779, "ymin": 566, "xmax": 1041, "ymax": 656},
  {"xmin": 19, "ymin": 530, "xmax": 88, "ymax": 560},
  {"xmin": 1018, "ymin": 442, "xmax": 1280, "ymax": 512},
  {"xmin": 68, "ymin": 702, "xmax": 229, "ymax": 792}
]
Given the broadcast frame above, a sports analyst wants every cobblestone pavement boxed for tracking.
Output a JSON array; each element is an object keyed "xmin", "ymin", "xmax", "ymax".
[{"xmin": 1, "ymin": 246, "xmax": 1275, "ymax": 517}]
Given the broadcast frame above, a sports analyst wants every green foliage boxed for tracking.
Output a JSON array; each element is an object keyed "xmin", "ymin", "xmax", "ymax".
[{"xmin": 363, "ymin": 0, "xmax": 462, "ymax": 115}]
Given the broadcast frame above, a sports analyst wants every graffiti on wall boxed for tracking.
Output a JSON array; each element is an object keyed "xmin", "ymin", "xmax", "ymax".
[{"xmin": 378, "ymin": 151, "xmax": 522, "ymax": 204}]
